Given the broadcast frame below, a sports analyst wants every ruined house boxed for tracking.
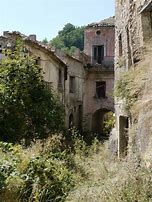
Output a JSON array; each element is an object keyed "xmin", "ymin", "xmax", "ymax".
[
  {"xmin": 0, "ymin": 16, "xmax": 115, "ymax": 135},
  {"xmin": 0, "ymin": 31, "xmax": 85, "ymax": 130},
  {"xmin": 0, "ymin": 31, "xmax": 67, "ymax": 103},
  {"xmin": 115, "ymin": 0, "xmax": 152, "ymax": 161},
  {"xmin": 83, "ymin": 17, "xmax": 115, "ymax": 136},
  {"xmin": 54, "ymin": 49, "xmax": 85, "ymax": 130}
]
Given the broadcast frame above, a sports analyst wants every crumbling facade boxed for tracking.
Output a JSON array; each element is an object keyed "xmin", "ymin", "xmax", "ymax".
[
  {"xmin": 0, "ymin": 17, "xmax": 115, "ymax": 135},
  {"xmin": 83, "ymin": 17, "xmax": 115, "ymax": 135},
  {"xmin": 54, "ymin": 49, "xmax": 85, "ymax": 130},
  {"xmin": 0, "ymin": 31, "xmax": 85, "ymax": 130},
  {"xmin": 115, "ymin": 0, "xmax": 152, "ymax": 159}
]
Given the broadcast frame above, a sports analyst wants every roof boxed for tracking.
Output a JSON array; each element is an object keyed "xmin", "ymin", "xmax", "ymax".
[
  {"xmin": 87, "ymin": 16, "xmax": 115, "ymax": 28},
  {"xmin": 0, "ymin": 31, "xmax": 67, "ymax": 67}
]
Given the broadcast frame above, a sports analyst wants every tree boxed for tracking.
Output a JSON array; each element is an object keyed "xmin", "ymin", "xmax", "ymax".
[
  {"xmin": 50, "ymin": 23, "xmax": 84, "ymax": 55},
  {"xmin": 42, "ymin": 38, "xmax": 49, "ymax": 45},
  {"xmin": 0, "ymin": 40, "xmax": 64, "ymax": 143}
]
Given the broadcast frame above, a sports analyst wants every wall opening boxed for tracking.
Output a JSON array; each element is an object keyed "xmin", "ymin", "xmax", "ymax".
[
  {"xmin": 92, "ymin": 109, "xmax": 114, "ymax": 140},
  {"xmin": 69, "ymin": 76, "xmax": 75, "ymax": 93},
  {"xmin": 96, "ymin": 81, "xmax": 106, "ymax": 98},
  {"xmin": 119, "ymin": 116, "xmax": 129, "ymax": 157},
  {"xmin": 58, "ymin": 69, "xmax": 63, "ymax": 91},
  {"xmin": 119, "ymin": 34, "xmax": 122, "ymax": 56},
  {"xmin": 141, "ymin": 7, "xmax": 152, "ymax": 41},
  {"xmin": 93, "ymin": 45, "xmax": 104, "ymax": 64},
  {"xmin": 69, "ymin": 113, "xmax": 74, "ymax": 128},
  {"xmin": 58, "ymin": 69, "xmax": 62, "ymax": 84},
  {"xmin": 64, "ymin": 67, "xmax": 68, "ymax": 80},
  {"xmin": 35, "ymin": 56, "xmax": 41, "ymax": 66}
]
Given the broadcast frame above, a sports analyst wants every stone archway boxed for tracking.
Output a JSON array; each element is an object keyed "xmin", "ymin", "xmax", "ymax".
[{"xmin": 92, "ymin": 108, "xmax": 114, "ymax": 136}]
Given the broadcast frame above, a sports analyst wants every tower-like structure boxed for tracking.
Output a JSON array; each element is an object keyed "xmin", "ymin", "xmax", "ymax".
[{"xmin": 83, "ymin": 17, "xmax": 115, "ymax": 135}]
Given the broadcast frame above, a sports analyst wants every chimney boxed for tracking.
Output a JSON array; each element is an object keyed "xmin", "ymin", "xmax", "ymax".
[
  {"xmin": 3, "ymin": 31, "xmax": 9, "ymax": 37},
  {"xmin": 28, "ymin": 34, "xmax": 36, "ymax": 41}
]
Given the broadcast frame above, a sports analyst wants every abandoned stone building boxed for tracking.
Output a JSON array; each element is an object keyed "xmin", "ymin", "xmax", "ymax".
[
  {"xmin": 0, "ymin": 31, "xmax": 85, "ymax": 130},
  {"xmin": 115, "ymin": 0, "xmax": 152, "ymax": 159},
  {"xmin": 0, "ymin": 17, "xmax": 115, "ymax": 135},
  {"xmin": 54, "ymin": 49, "xmax": 85, "ymax": 130},
  {"xmin": 0, "ymin": 31, "xmax": 67, "ymax": 103},
  {"xmin": 83, "ymin": 17, "xmax": 115, "ymax": 135}
]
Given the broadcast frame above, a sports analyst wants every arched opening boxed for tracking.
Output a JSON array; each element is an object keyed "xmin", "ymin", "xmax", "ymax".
[
  {"xmin": 92, "ymin": 109, "xmax": 115, "ymax": 139},
  {"xmin": 69, "ymin": 113, "xmax": 74, "ymax": 129}
]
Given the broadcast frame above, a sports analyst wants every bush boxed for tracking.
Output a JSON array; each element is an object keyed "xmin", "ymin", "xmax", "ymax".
[
  {"xmin": 0, "ymin": 40, "xmax": 64, "ymax": 143},
  {"xmin": 0, "ymin": 136, "xmax": 77, "ymax": 202}
]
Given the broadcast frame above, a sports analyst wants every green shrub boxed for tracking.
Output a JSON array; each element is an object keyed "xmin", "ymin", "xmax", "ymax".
[
  {"xmin": 0, "ymin": 136, "xmax": 77, "ymax": 202},
  {"xmin": 0, "ymin": 40, "xmax": 64, "ymax": 143}
]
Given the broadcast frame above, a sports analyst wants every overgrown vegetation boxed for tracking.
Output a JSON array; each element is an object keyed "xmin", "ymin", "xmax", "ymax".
[
  {"xmin": 115, "ymin": 62, "xmax": 148, "ymax": 116},
  {"xmin": 0, "ymin": 40, "xmax": 64, "ymax": 143},
  {"xmin": 103, "ymin": 112, "xmax": 115, "ymax": 136},
  {"xmin": 0, "ymin": 134, "xmax": 151, "ymax": 202}
]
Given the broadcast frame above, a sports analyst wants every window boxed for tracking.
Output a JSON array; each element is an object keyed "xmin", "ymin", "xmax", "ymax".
[
  {"xmin": 64, "ymin": 67, "xmax": 68, "ymax": 80},
  {"xmin": 58, "ymin": 69, "xmax": 63, "ymax": 90},
  {"xmin": 96, "ymin": 30, "xmax": 101, "ymax": 35},
  {"xmin": 119, "ymin": 34, "xmax": 122, "ymax": 56},
  {"xmin": 36, "ymin": 57, "xmax": 41, "ymax": 65},
  {"xmin": 93, "ymin": 45, "xmax": 104, "ymax": 64},
  {"xmin": 96, "ymin": 81, "xmax": 106, "ymax": 98},
  {"xmin": 69, "ymin": 76, "xmax": 75, "ymax": 93},
  {"xmin": 58, "ymin": 69, "xmax": 62, "ymax": 84}
]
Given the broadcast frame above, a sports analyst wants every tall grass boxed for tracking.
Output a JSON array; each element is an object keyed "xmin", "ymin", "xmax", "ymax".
[{"xmin": 0, "ymin": 133, "xmax": 151, "ymax": 202}]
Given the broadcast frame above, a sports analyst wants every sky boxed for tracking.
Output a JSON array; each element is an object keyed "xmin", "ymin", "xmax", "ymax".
[{"xmin": 0, "ymin": 0, "xmax": 115, "ymax": 41}]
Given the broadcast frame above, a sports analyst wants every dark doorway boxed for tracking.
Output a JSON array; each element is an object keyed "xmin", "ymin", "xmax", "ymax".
[
  {"xmin": 92, "ymin": 109, "xmax": 114, "ymax": 140},
  {"xmin": 69, "ymin": 114, "xmax": 74, "ymax": 129},
  {"xmin": 119, "ymin": 116, "xmax": 129, "ymax": 157}
]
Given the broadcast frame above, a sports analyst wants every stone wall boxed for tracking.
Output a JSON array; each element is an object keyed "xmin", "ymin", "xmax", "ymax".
[{"xmin": 115, "ymin": 0, "xmax": 152, "ymax": 158}]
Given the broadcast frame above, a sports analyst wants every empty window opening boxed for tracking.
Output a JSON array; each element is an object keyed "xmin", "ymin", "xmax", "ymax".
[
  {"xmin": 96, "ymin": 30, "xmax": 101, "ymax": 35},
  {"xmin": 119, "ymin": 34, "xmax": 123, "ymax": 56},
  {"xmin": 36, "ymin": 57, "xmax": 41, "ymax": 66},
  {"xmin": 58, "ymin": 69, "xmax": 62, "ymax": 84},
  {"xmin": 64, "ymin": 67, "xmax": 68, "ymax": 80},
  {"xmin": 69, "ymin": 76, "xmax": 75, "ymax": 93},
  {"xmin": 141, "ymin": 8, "xmax": 152, "ymax": 41},
  {"xmin": 119, "ymin": 116, "xmax": 129, "ymax": 157},
  {"xmin": 58, "ymin": 69, "xmax": 63, "ymax": 90},
  {"xmin": 96, "ymin": 81, "xmax": 106, "ymax": 98},
  {"xmin": 93, "ymin": 45, "xmax": 104, "ymax": 64}
]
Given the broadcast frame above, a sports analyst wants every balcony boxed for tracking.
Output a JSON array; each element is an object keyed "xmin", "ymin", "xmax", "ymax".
[{"xmin": 84, "ymin": 56, "xmax": 114, "ymax": 72}]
